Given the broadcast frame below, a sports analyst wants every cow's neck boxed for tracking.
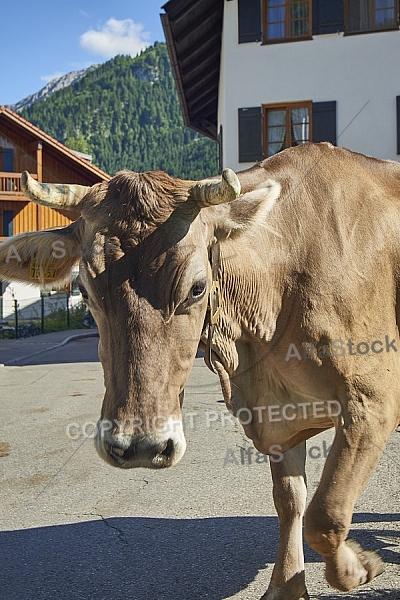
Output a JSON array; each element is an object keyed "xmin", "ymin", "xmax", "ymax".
[{"xmin": 214, "ymin": 227, "xmax": 294, "ymax": 373}]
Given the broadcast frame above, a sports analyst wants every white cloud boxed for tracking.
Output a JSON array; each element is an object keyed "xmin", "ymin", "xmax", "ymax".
[
  {"xmin": 40, "ymin": 71, "xmax": 65, "ymax": 83},
  {"xmin": 80, "ymin": 18, "xmax": 150, "ymax": 59}
]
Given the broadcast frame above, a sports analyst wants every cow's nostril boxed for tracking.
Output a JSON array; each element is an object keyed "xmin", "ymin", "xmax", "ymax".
[
  {"xmin": 152, "ymin": 439, "xmax": 175, "ymax": 467},
  {"xmin": 109, "ymin": 442, "xmax": 127, "ymax": 459},
  {"xmin": 161, "ymin": 438, "xmax": 174, "ymax": 458},
  {"xmin": 104, "ymin": 436, "xmax": 177, "ymax": 468}
]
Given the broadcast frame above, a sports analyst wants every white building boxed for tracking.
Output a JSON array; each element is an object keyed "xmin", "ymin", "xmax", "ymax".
[{"xmin": 162, "ymin": 0, "xmax": 400, "ymax": 173}]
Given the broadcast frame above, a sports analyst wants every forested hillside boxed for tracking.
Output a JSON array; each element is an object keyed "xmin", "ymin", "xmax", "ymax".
[{"xmin": 20, "ymin": 43, "xmax": 218, "ymax": 179}]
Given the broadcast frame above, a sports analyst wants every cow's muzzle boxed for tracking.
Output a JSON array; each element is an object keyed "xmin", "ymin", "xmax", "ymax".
[{"xmin": 94, "ymin": 419, "xmax": 187, "ymax": 469}]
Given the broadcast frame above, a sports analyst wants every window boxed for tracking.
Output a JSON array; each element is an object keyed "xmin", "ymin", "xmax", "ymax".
[
  {"xmin": 238, "ymin": 102, "xmax": 336, "ymax": 163},
  {"xmin": 2, "ymin": 211, "xmax": 14, "ymax": 237},
  {"xmin": 239, "ymin": 0, "xmax": 346, "ymax": 43},
  {"xmin": 263, "ymin": 0, "xmax": 312, "ymax": 43},
  {"xmin": 346, "ymin": 0, "xmax": 398, "ymax": 33},
  {"xmin": 263, "ymin": 102, "xmax": 311, "ymax": 157},
  {"xmin": 239, "ymin": 0, "xmax": 400, "ymax": 41},
  {"xmin": 1, "ymin": 148, "xmax": 14, "ymax": 172},
  {"xmin": 1, "ymin": 148, "xmax": 15, "ymax": 192}
]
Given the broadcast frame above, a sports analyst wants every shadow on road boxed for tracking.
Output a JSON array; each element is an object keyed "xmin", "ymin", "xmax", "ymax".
[
  {"xmin": 1, "ymin": 513, "xmax": 398, "ymax": 600},
  {"xmin": 18, "ymin": 337, "xmax": 100, "ymax": 366},
  {"xmin": 320, "ymin": 592, "xmax": 399, "ymax": 599}
]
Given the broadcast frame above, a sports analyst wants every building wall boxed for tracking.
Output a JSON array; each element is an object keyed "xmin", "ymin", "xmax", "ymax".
[
  {"xmin": 0, "ymin": 127, "xmax": 77, "ymax": 235},
  {"xmin": 42, "ymin": 150, "xmax": 101, "ymax": 186},
  {"xmin": 0, "ymin": 202, "xmax": 75, "ymax": 236},
  {"xmin": 220, "ymin": 1, "xmax": 400, "ymax": 172},
  {"xmin": 0, "ymin": 131, "xmax": 38, "ymax": 173},
  {"xmin": 0, "ymin": 108, "xmax": 108, "ymax": 314}
]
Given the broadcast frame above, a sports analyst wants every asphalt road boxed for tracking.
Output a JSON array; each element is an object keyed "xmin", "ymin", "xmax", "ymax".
[{"xmin": 0, "ymin": 338, "xmax": 399, "ymax": 600}]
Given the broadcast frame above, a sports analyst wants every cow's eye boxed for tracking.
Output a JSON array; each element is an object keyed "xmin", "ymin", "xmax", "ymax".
[
  {"xmin": 178, "ymin": 280, "xmax": 207, "ymax": 312},
  {"xmin": 191, "ymin": 281, "xmax": 206, "ymax": 300}
]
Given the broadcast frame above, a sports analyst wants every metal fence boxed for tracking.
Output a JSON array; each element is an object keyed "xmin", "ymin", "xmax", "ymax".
[{"xmin": 0, "ymin": 292, "xmax": 93, "ymax": 339}]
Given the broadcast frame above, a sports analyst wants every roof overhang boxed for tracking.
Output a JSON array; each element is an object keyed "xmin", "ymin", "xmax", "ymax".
[{"xmin": 161, "ymin": 0, "xmax": 223, "ymax": 140}]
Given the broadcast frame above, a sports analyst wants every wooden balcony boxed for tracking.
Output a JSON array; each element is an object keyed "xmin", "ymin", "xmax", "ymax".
[{"xmin": 0, "ymin": 172, "xmax": 38, "ymax": 200}]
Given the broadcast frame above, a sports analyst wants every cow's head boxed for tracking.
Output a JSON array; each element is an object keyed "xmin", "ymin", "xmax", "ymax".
[{"xmin": 0, "ymin": 168, "xmax": 279, "ymax": 469}]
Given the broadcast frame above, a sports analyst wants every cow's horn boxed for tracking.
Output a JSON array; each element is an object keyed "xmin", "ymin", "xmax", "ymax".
[
  {"xmin": 21, "ymin": 171, "xmax": 90, "ymax": 210},
  {"xmin": 189, "ymin": 168, "xmax": 241, "ymax": 208}
]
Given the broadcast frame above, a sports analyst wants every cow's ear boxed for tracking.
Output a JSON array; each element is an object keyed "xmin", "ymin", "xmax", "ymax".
[
  {"xmin": 209, "ymin": 179, "xmax": 282, "ymax": 240},
  {"xmin": 0, "ymin": 221, "xmax": 81, "ymax": 287}
]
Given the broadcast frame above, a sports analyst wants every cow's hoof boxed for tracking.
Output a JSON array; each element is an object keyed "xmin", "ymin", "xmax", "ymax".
[
  {"xmin": 325, "ymin": 539, "xmax": 385, "ymax": 591},
  {"xmin": 346, "ymin": 539, "xmax": 385, "ymax": 583}
]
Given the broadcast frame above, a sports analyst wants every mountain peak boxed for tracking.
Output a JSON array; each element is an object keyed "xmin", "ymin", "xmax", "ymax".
[{"xmin": 9, "ymin": 65, "xmax": 99, "ymax": 112}]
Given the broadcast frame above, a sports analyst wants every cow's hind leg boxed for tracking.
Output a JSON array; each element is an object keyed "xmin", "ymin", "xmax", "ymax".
[
  {"xmin": 260, "ymin": 442, "xmax": 309, "ymax": 600},
  {"xmin": 304, "ymin": 402, "xmax": 394, "ymax": 592}
]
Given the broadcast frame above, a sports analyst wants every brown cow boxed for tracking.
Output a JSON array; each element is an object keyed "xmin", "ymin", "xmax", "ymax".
[{"xmin": 0, "ymin": 143, "xmax": 398, "ymax": 600}]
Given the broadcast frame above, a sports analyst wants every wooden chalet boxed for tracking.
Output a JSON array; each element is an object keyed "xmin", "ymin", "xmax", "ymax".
[{"xmin": 0, "ymin": 105, "xmax": 110, "ymax": 242}]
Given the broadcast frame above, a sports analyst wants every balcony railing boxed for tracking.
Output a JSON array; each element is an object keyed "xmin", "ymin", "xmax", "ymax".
[{"xmin": 0, "ymin": 172, "xmax": 38, "ymax": 198}]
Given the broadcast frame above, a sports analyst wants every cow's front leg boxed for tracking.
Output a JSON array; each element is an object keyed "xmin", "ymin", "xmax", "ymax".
[
  {"xmin": 260, "ymin": 442, "xmax": 309, "ymax": 600},
  {"xmin": 304, "ymin": 404, "xmax": 393, "ymax": 592}
]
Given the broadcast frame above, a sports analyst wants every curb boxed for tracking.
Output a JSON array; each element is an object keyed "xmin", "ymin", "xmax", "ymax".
[{"xmin": 1, "ymin": 331, "xmax": 99, "ymax": 367}]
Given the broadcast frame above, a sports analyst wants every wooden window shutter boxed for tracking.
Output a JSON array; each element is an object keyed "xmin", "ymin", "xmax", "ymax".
[
  {"xmin": 313, "ymin": 0, "xmax": 344, "ymax": 35},
  {"xmin": 238, "ymin": 0, "xmax": 261, "ymax": 43},
  {"xmin": 238, "ymin": 107, "xmax": 263, "ymax": 162},
  {"xmin": 312, "ymin": 102, "xmax": 337, "ymax": 144},
  {"xmin": 397, "ymin": 96, "xmax": 400, "ymax": 155}
]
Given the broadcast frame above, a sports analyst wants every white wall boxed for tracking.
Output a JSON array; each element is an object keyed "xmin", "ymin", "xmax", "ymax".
[
  {"xmin": 1, "ymin": 282, "xmax": 41, "ymax": 319},
  {"xmin": 220, "ymin": 1, "xmax": 400, "ymax": 172},
  {"xmin": 1, "ymin": 281, "xmax": 81, "ymax": 320}
]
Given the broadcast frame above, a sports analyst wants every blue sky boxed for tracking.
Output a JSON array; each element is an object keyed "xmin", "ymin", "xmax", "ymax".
[{"xmin": 0, "ymin": 0, "xmax": 166, "ymax": 106}]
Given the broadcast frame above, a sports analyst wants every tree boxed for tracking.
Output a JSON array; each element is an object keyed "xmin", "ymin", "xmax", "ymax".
[
  {"xmin": 64, "ymin": 133, "xmax": 90, "ymax": 154},
  {"xmin": 20, "ymin": 43, "xmax": 218, "ymax": 179}
]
